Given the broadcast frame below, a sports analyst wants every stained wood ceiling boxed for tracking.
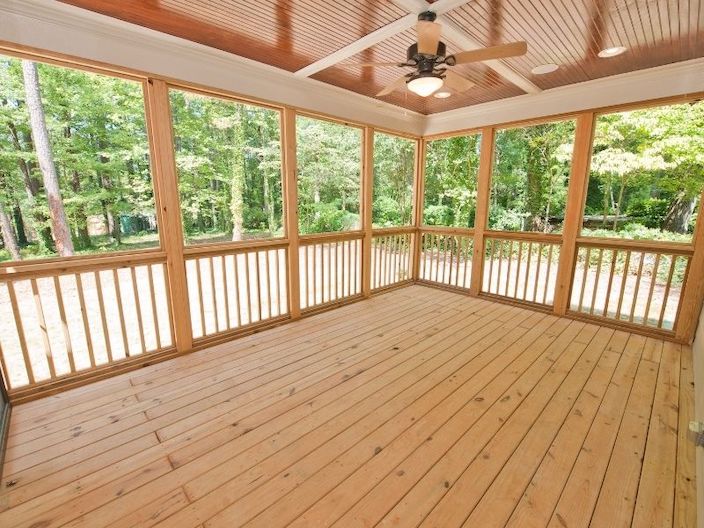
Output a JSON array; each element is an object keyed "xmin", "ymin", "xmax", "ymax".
[{"xmin": 59, "ymin": 0, "xmax": 704, "ymax": 114}]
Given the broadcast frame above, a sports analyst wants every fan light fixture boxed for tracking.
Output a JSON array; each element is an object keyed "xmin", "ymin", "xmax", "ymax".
[
  {"xmin": 407, "ymin": 73, "xmax": 444, "ymax": 97},
  {"xmin": 598, "ymin": 46, "xmax": 627, "ymax": 58},
  {"xmin": 531, "ymin": 63, "xmax": 559, "ymax": 75}
]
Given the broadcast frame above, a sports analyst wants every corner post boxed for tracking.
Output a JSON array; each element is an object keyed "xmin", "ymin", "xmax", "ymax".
[
  {"xmin": 411, "ymin": 137, "xmax": 426, "ymax": 282},
  {"xmin": 282, "ymin": 108, "xmax": 301, "ymax": 318},
  {"xmin": 676, "ymin": 191, "xmax": 704, "ymax": 342},
  {"xmin": 469, "ymin": 126, "xmax": 494, "ymax": 296},
  {"xmin": 361, "ymin": 126, "xmax": 374, "ymax": 297},
  {"xmin": 553, "ymin": 112, "xmax": 595, "ymax": 315},
  {"xmin": 144, "ymin": 78, "xmax": 192, "ymax": 352}
]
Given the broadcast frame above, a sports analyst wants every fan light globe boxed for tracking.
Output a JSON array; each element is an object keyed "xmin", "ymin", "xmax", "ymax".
[
  {"xmin": 407, "ymin": 74, "xmax": 443, "ymax": 97},
  {"xmin": 598, "ymin": 46, "xmax": 627, "ymax": 58}
]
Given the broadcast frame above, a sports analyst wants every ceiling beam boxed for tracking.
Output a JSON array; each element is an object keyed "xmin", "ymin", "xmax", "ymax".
[{"xmin": 294, "ymin": 0, "xmax": 473, "ymax": 78}]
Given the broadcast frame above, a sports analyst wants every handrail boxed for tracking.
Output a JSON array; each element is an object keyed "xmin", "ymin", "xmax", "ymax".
[
  {"xmin": 299, "ymin": 231, "xmax": 364, "ymax": 244},
  {"xmin": 183, "ymin": 238, "xmax": 289, "ymax": 257},
  {"xmin": 575, "ymin": 236, "xmax": 694, "ymax": 255},
  {"xmin": 420, "ymin": 225, "xmax": 475, "ymax": 236}
]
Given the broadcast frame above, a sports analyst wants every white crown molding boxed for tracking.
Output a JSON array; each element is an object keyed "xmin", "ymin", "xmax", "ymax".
[
  {"xmin": 424, "ymin": 57, "xmax": 704, "ymax": 135},
  {"xmin": 0, "ymin": 0, "xmax": 425, "ymax": 135}
]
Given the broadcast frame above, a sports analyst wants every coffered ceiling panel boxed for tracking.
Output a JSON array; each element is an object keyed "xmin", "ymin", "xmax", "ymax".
[
  {"xmin": 444, "ymin": 0, "xmax": 704, "ymax": 90},
  {"xmin": 58, "ymin": 0, "xmax": 704, "ymax": 114}
]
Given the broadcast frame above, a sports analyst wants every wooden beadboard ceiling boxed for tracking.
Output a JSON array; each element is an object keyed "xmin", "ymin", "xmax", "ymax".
[{"xmin": 58, "ymin": 0, "xmax": 704, "ymax": 114}]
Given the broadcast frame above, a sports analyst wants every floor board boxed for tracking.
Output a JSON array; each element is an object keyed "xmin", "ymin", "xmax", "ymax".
[{"xmin": 0, "ymin": 285, "xmax": 696, "ymax": 527}]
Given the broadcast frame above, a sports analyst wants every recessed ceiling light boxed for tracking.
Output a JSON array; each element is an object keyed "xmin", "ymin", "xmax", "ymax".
[
  {"xmin": 598, "ymin": 46, "xmax": 627, "ymax": 58},
  {"xmin": 433, "ymin": 90, "xmax": 452, "ymax": 99},
  {"xmin": 531, "ymin": 63, "xmax": 559, "ymax": 75}
]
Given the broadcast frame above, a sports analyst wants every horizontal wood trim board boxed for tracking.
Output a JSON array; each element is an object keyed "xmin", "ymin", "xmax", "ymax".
[
  {"xmin": 300, "ymin": 232, "xmax": 365, "ymax": 244},
  {"xmin": 183, "ymin": 239, "xmax": 290, "ymax": 257},
  {"xmin": 421, "ymin": 226, "xmax": 475, "ymax": 236},
  {"xmin": 8, "ymin": 347, "xmax": 180, "ymax": 404},
  {"xmin": 0, "ymin": 250, "xmax": 167, "ymax": 277}
]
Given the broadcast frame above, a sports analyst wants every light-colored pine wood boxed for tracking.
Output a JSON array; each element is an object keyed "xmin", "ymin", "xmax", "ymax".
[
  {"xmin": 411, "ymin": 138, "xmax": 425, "ymax": 281},
  {"xmin": 361, "ymin": 126, "xmax": 374, "ymax": 298},
  {"xmin": 553, "ymin": 112, "xmax": 595, "ymax": 315},
  {"xmin": 145, "ymin": 79, "xmax": 193, "ymax": 352},
  {"xmin": 281, "ymin": 107, "xmax": 300, "ymax": 318},
  {"xmin": 470, "ymin": 127, "xmax": 493, "ymax": 296},
  {"xmin": 0, "ymin": 285, "xmax": 693, "ymax": 528}
]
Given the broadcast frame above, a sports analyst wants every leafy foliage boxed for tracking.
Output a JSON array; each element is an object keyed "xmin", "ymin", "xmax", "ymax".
[{"xmin": 373, "ymin": 132, "xmax": 414, "ymax": 227}]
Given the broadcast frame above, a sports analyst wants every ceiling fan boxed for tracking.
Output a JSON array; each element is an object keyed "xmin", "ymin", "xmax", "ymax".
[{"xmin": 343, "ymin": 11, "xmax": 527, "ymax": 98}]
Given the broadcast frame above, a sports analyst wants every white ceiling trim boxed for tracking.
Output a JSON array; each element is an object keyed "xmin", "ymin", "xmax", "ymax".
[
  {"xmin": 391, "ymin": 0, "xmax": 541, "ymax": 94},
  {"xmin": 0, "ymin": 0, "xmax": 425, "ymax": 135},
  {"xmin": 423, "ymin": 57, "xmax": 704, "ymax": 136},
  {"xmin": 294, "ymin": 0, "xmax": 474, "ymax": 78}
]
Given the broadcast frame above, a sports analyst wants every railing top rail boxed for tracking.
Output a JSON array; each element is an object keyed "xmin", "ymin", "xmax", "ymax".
[
  {"xmin": 0, "ymin": 251, "xmax": 168, "ymax": 280},
  {"xmin": 485, "ymin": 230, "xmax": 562, "ymax": 244},
  {"xmin": 420, "ymin": 225, "xmax": 475, "ymax": 236},
  {"xmin": 372, "ymin": 226, "xmax": 416, "ymax": 236},
  {"xmin": 575, "ymin": 236, "xmax": 695, "ymax": 255},
  {"xmin": 183, "ymin": 238, "xmax": 289, "ymax": 257},
  {"xmin": 300, "ymin": 231, "xmax": 364, "ymax": 245}
]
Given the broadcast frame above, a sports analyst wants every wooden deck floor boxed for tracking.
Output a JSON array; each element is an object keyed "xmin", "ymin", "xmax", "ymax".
[{"xmin": 0, "ymin": 285, "xmax": 696, "ymax": 528}]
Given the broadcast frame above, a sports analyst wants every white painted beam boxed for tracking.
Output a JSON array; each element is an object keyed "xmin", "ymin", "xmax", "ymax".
[{"xmin": 294, "ymin": 0, "xmax": 474, "ymax": 78}]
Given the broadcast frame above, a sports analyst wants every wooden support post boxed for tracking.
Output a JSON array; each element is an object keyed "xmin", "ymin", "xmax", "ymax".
[
  {"xmin": 145, "ymin": 78, "xmax": 193, "ymax": 352},
  {"xmin": 553, "ymin": 112, "xmax": 595, "ymax": 315},
  {"xmin": 411, "ymin": 137, "xmax": 426, "ymax": 282},
  {"xmin": 676, "ymin": 191, "xmax": 704, "ymax": 343},
  {"xmin": 361, "ymin": 126, "xmax": 374, "ymax": 297},
  {"xmin": 469, "ymin": 127, "xmax": 494, "ymax": 296},
  {"xmin": 282, "ymin": 107, "xmax": 301, "ymax": 318}
]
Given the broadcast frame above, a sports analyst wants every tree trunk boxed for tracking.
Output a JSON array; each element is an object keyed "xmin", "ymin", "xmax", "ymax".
[
  {"xmin": 21, "ymin": 60, "xmax": 74, "ymax": 257},
  {"xmin": 613, "ymin": 178, "xmax": 627, "ymax": 230},
  {"xmin": 12, "ymin": 205, "xmax": 28, "ymax": 246},
  {"xmin": 663, "ymin": 192, "xmax": 696, "ymax": 233},
  {"xmin": 230, "ymin": 121, "xmax": 244, "ymax": 242},
  {"xmin": 0, "ymin": 201, "xmax": 21, "ymax": 260}
]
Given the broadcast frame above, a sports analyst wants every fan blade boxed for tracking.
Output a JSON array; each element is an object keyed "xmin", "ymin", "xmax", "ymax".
[
  {"xmin": 416, "ymin": 20, "xmax": 442, "ymax": 55},
  {"xmin": 451, "ymin": 41, "xmax": 528, "ymax": 64},
  {"xmin": 444, "ymin": 70, "xmax": 475, "ymax": 93},
  {"xmin": 377, "ymin": 76, "xmax": 407, "ymax": 97},
  {"xmin": 340, "ymin": 62, "xmax": 404, "ymax": 68}
]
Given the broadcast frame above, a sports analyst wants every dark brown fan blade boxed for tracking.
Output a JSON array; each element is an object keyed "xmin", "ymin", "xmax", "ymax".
[
  {"xmin": 340, "ymin": 62, "xmax": 405, "ymax": 68},
  {"xmin": 450, "ymin": 41, "xmax": 527, "ymax": 64}
]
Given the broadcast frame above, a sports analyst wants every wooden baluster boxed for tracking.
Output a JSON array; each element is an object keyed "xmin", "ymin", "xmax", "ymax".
[
  {"xmin": 577, "ymin": 247, "xmax": 590, "ymax": 312},
  {"xmin": 602, "ymin": 249, "xmax": 618, "ymax": 318},
  {"xmin": 486, "ymin": 238, "xmax": 496, "ymax": 294},
  {"xmin": 522, "ymin": 242, "xmax": 534, "ymax": 301},
  {"xmin": 31, "ymin": 278, "xmax": 56, "ymax": 377},
  {"xmin": 253, "ymin": 251, "xmax": 264, "ymax": 321},
  {"xmin": 543, "ymin": 244, "xmax": 555, "ymax": 305},
  {"xmin": 73, "ymin": 274, "xmax": 96, "ymax": 365},
  {"xmin": 532, "ymin": 243, "xmax": 544, "ymax": 303},
  {"xmin": 312, "ymin": 244, "xmax": 318, "ymax": 305},
  {"xmin": 8, "ymin": 281, "xmax": 35, "ymax": 384},
  {"xmin": 463, "ymin": 237, "xmax": 471, "ymax": 288},
  {"xmin": 55, "ymin": 275, "xmax": 77, "ymax": 369},
  {"xmin": 615, "ymin": 250, "xmax": 631, "ymax": 320},
  {"xmin": 194, "ymin": 259, "xmax": 206, "ymax": 336},
  {"xmin": 275, "ymin": 248, "xmax": 282, "ymax": 316},
  {"xmin": 629, "ymin": 252, "xmax": 645, "ymax": 323},
  {"xmin": 590, "ymin": 249, "xmax": 604, "ymax": 315},
  {"xmin": 94, "ymin": 271, "xmax": 113, "ymax": 362},
  {"xmin": 232, "ymin": 253, "xmax": 242, "ymax": 328},
  {"xmin": 221, "ymin": 255, "xmax": 231, "ymax": 328},
  {"xmin": 147, "ymin": 265, "xmax": 162, "ymax": 350},
  {"xmin": 643, "ymin": 253, "xmax": 661, "ymax": 326},
  {"xmin": 130, "ymin": 267, "xmax": 147, "ymax": 353},
  {"xmin": 265, "ymin": 250, "xmax": 273, "ymax": 320},
  {"xmin": 514, "ymin": 242, "xmax": 524, "ymax": 299},
  {"xmin": 504, "ymin": 240, "xmax": 514, "ymax": 296},
  {"xmin": 658, "ymin": 254, "xmax": 677, "ymax": 328},
  {"xmin": 244, "ymin": 251, "xmax": 253, "ymax": 324},
  {"xmin": 110, "ymin": 270, "xmax": 129, "ymax": 358}
]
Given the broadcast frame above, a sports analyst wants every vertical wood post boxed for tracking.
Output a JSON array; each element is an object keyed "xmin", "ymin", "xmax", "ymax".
[
  {"xmin": 469, "ymin": 127, "xmax": 494, "ymax": 296},
  {"xmin": 553, "ymin": 112, "xmax": 595, "ymax": 315},
  {"xmin": 411, "ymin": 138, "xmax": 426, "ymax": 282},
  {"xmin": 361, "ymin": 126, "xmax": 374, "ymax": 297},
  {"xmin": 282, "ymin": 108, "xmax": 301, "ymax": 318},
  {"xmin": 144, "ymin": 79, "xmax": 192, "ymax": 352},
  {"xmin": 676, "ymin": 191, "xmax": 704, "ymax": 342}
]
